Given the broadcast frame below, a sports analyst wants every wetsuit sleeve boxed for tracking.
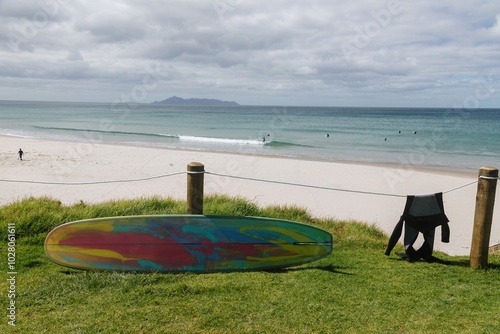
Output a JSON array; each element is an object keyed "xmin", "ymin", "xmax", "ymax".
[
  {"xmin": 441, "ymin": 222, "xmax": 450, "ymax": 243},
  {"xmin": 385, "ymin": 217, "xmax": 404, "ymax": 255}
]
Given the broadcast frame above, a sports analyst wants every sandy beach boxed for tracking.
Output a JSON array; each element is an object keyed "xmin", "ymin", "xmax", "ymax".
[{"xmin": 1, "ymin": 135, "xmax": 498, "ymax": 256}]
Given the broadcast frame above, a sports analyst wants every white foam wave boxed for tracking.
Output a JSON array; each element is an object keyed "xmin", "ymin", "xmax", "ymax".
[
  {"xmin": 0, "ymin": 129, "xmax": 36, "ymax": 139},
  {"xmin": 179, "ymin": 135, "xmax": 265, "ymax": 146}
]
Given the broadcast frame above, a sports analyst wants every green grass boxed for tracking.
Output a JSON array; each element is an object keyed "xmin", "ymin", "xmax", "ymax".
[{"xmin": 1, "ymin": 195, "xmax": 499, "ymax": 334}]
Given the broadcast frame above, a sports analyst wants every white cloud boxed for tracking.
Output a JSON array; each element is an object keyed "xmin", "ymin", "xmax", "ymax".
[{"xmin": 0, "ymin": 0, "xmax": 499, "ymax": 107}]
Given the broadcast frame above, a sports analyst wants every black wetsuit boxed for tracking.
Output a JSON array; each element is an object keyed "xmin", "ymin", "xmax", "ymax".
[{"xmin": 385, "ymin": 192, "xmax": 450, "ymax": 262}]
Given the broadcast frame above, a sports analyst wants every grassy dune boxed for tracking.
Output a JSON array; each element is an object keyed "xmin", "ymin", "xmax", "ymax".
[{"xmin": 1, "ymin": 196, "xmax": 499, "ymax": 333}]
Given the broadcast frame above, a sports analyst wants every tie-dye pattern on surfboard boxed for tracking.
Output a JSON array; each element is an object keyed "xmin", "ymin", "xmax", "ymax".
[{"xmin": 44, "ymin": 215, "xmax": 333, "ymax": 272}]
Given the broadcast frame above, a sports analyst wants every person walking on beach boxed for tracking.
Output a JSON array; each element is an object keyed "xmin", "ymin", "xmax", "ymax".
[{"xmin": 18, "ymin": 148, "xmax": 23, "ymax": 161}]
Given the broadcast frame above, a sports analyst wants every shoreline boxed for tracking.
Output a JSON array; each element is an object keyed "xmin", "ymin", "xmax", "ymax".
[
  {"xmin": 1, "ymin": 134, "xmax": 478, "ymax": 177},
  {"xmin": 1, "ymin": 135, "xmax": 498, "ymax": 256}
]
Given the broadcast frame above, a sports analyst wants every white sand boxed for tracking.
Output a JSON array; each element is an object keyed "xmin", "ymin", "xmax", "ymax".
[{"xmin": 1, "ymin": 135, "xmax": 499, "ymax": 256}]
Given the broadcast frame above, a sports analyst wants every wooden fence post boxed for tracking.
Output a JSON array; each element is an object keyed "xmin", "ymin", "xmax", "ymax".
[
  {"xmin": 187, "ymin": 162, "xmax": 205, "ymax": 214},
  {"xmin": 470, "ymin": 166, "xmax": 498, "ymax": 269}
]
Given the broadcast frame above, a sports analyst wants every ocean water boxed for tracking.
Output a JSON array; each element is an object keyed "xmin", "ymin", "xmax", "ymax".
[{"xmin": 1, "ymin": 100, "xmax": 499, "ymax": 172}]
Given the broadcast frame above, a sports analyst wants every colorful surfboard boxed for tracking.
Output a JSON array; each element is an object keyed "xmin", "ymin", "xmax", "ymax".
[{"xmin": 44, "ymin": 215, "xmax": 333, "ymax": 272}]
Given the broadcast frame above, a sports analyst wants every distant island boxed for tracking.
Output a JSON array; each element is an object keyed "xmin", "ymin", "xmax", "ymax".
[{"xmin": 152, "ymin": 96, "xmax": 239, "ymax": 106}]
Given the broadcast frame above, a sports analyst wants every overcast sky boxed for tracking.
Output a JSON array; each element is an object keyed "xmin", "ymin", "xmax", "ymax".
[{"xmin": 0, "ymin": 0, "xmax": 499, "ymax": 107}]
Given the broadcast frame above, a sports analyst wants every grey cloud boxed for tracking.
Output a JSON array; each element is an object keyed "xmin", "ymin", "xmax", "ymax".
[
  {"xmin": 0, "ymin": 0, "xmax": 499, "ymax": 107},
  {"xmin": 75, "ymin": 13, "xmax": 147, "ymax": 44},
  {"xmin": 1, "ymin": 0, "xmax": 56, "ymax": 19}
]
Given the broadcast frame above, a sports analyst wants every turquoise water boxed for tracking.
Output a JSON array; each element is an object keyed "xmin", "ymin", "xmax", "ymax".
[{"xmin": 1, "ymin": 100, "xmax": 499, "ymax": 171}]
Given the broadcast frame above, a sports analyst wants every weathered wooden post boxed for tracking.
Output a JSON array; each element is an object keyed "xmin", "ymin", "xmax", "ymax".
[
  {"xmin": 187, "ymin": 162, "xmax": 204, "ymax": 214},
  {"xmin": 470, "ymin": 166, "xmax": 498, "ymax": 269}
]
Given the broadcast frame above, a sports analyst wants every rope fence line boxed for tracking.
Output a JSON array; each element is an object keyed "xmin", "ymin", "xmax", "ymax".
[
  {"xmin": 443, "ymin": 180, "xmax": 479, "ymax": 194},
  {"xmin": 0, "ymin": 169, "xmax": 480, "ymax": 197},
  {"xmin": 480, "ymin": 176, "xmax": 500, "ymax": 180},
  {"xmin": 206, "ymin": 171, "xmax": 478, "ymax": 198},
  {"xmin": 206, "ymin": 171, "xmax": 407, "ymax": 198},
  {"xmin": 0, "ymin": 171, "xmax": 185, "ymax": 186}
]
